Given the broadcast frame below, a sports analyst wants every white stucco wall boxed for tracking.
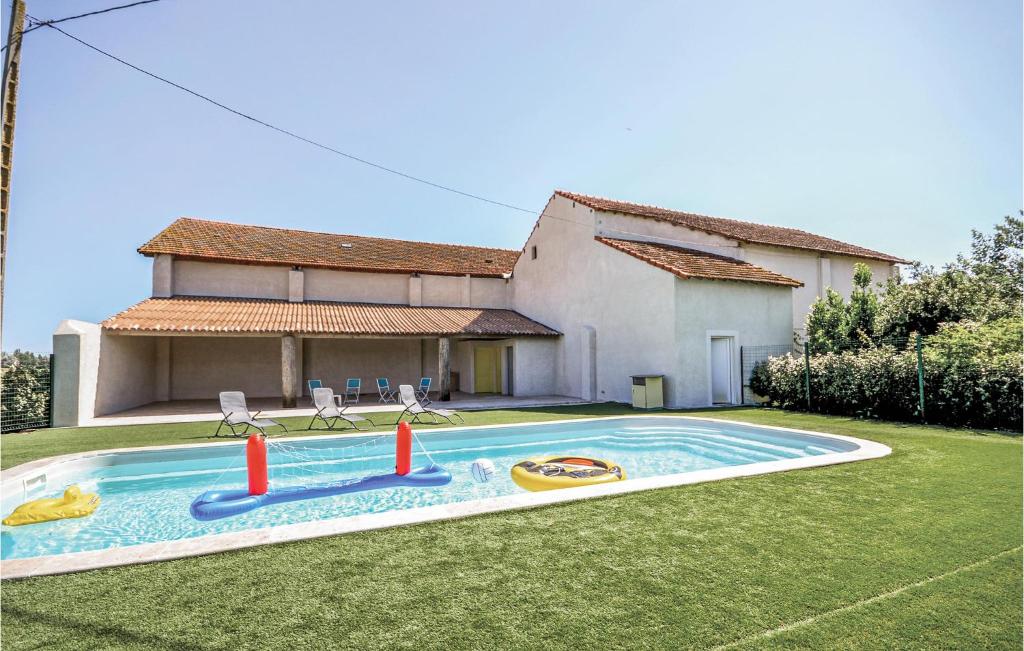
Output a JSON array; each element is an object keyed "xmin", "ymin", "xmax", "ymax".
[
  {"xmin": 596, "ymin": 211, "xmax": 741, "ymax": 258},
  {"xmin": 454, "ymin": 340, "xmax": 474, "ymax": 393},
  {"xmin": 513, "ymin": 195, "xmax": 679, "ymax": 405},
  {"xmin": 170, "ymin": 336, "xmax": 281, "ymax": 399},
  {"xmin": 421, "ymin": 275, "xmax": 464, "ymax": 307},
  {"xmin": 94, "ymin": 334, "xmax": 159, "ymax": 416},
  {"xmin": 741, "ymin": 245, "xmax": 822, "ymax": 333},
  {"xmin": 52, "ymin": 320, "xmax": 102, "ymax": 427},
  {"xmin": 743, "ymin": 244, "xmax": 895, "ymax": 333},
  {"xmin": 825, "ymin": 255, "xmax": 894, "ymax": 299},
  {"xmin": 152, "ymin": 255, "xmax": 173, "ymax": 297},
  {"xmin": 303, "ymin": 268, "xmax": 410, "ymax": 304},
  {"xmin": 162, "ymin": 259, "xmax": 509, "ymax": 309},
  {"xmin": 510, "ymin": 338, "xmax": 558, "ymax": 396},
  {"xmin": 173, "ymin": 260, "xmax": 290, "ymax": 300},
  {"xmin": 673, "ymin": 278, "xmax": 793, "ymax": 407},
  {"xmin": 468, "ymin": 277, "xmax": 510, "ymax": 308},
  {"xmin": 421, "ymin": 337, "xmax": 440, "ymax": 389}
]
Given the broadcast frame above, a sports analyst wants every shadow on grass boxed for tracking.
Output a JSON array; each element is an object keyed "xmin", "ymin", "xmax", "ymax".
[{"xmin": 1, "ymin": 603, "xmax": 212, "ymax": 651}]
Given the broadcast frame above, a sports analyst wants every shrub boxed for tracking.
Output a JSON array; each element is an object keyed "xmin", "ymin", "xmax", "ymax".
[{"xmin": 750, "ymin": 322, "xmax": 1022, "ymax": 431}]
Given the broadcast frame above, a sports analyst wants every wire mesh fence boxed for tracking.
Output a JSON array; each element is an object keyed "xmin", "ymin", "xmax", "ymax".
[
  {"xmin": 740, "ymin": 344, "xmax": 795, "ymax": 404},
  {"xmin": 1, "ymin": 352, "xmax": 53, "ymax": 433},
  {"xmin": 742, "ymin": 336, "xmax": 925, "ymax": 415}
]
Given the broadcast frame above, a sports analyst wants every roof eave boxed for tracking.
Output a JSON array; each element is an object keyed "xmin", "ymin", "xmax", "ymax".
[
  {"xmin": 562, "ymin": 190, "xmax": 907, "ymax": 264},
  {"xmin": 596, "ymin": 237, "xmax": 803, "ymax": 288},
  {"xmin": 601, "ymin": 210, "xmax": 907, "ymax": 265}
]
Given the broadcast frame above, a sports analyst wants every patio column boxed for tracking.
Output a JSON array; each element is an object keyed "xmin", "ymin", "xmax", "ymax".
[
  {"xmin": 154, "ymin": 337, "xmax": 171, "ymax": 402},
  {"xmin": 438, "ymin": 336, "xmax": 452, "ymax": 401},
  {"xmin": 281, "ymin": 334, "xmax": 299, "ymax": 408}
]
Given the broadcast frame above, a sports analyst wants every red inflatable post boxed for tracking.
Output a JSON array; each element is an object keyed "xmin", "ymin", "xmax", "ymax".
[
  {"xmin": 396, "ymin": 422, "xmax": 412, "ymax": 476},
  {"xmin": 247, "ymin": 434, "xmax": 268, "ymax": 495}
]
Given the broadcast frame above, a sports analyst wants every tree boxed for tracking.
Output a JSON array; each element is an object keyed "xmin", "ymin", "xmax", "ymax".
[
  {"xmin": 875, "ymin": 214, "xmax": 1023, "ymax": 340},
  {"xmin": 804, "ymin": 263, "xmax": 878, "ymax": 352},
  {"xmin": 805, "ymin": 288, "xmax": 847, "ymax": 353},
  {"xmin": 846, "ymin": 263, "xmax": 878, "ymax": 343},
  {"xmin": 1, "ymin": 349, "xmax": 51, "ymax": 431}
]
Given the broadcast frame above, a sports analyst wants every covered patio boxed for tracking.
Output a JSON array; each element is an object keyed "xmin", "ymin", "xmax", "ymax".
[
  {"xmin": 84, "ymin": 393, "xmax": 588, "ymax": 427},
  {"xmin": 54, "ymin": 296, "xmax": 564, "ymax": 427}
]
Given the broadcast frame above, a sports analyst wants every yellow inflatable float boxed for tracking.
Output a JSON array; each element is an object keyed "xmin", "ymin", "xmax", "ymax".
[
  {"xmin": 511, "ymin": 456, "xmax": 625, "ymax": 492},
  {"xmin": 2, "ymin": 485, "xmax": 100, "ymax": 526}
]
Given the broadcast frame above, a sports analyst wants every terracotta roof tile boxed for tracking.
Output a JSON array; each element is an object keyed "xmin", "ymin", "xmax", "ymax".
[
  {"xmin": 596, "ymin": 237, "xmax": 803, "ymax": 287},
  {"xmin": 139, "ymin": 218, "xmax": 519, "ymax": 277},
  {"xmin": 102, "ymin": 297, "xmax": 560, "ymax": 337},
  {"xmin": 559, "ymin": 190, "xmax": 908, "ymax": 263}
]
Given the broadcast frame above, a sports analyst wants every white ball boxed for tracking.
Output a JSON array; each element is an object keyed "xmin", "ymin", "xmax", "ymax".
[{"xmin": 470, "ymin": 458, "xmax": 495, "ymax": 483}]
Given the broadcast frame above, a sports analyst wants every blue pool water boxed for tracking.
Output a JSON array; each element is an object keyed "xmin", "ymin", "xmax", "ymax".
[{"xmin": 1, "ymin": 418, "xmax": 856, "ymax": 560}]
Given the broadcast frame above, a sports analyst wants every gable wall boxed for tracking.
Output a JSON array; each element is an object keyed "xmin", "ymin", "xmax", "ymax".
[
  {"xmin": 743, "ymin": 244, "xmax": 894, "ymax": 333},
  {"xmin": 512, "ymin": 194, "xmax": 678, "ymax": 404}
]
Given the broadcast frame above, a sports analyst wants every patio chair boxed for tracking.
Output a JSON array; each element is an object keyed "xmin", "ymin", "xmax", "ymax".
[
  {"xmin": 416, "ymin": 377, "xmax": 432, "ymax": 405},
  {"xmin": 308, "ymin": 387, "xmax": 372, "ymax": 431},
  {"xmin": 215, "ymin": 391, "xmax": 288, "ymax": 437},
  {"xmin": 397, "ymin": 384, "xmax": 464, "ymax": 425},
  {"xmin": 377, "ymin": 378, "xmax": 397, "ymax": 404},
  {"xmin": 307, "ymin": 379, "xmax": 323, "ymax": 406},
  {"xmin": 343, "ymin": 378, "xmax": 361, "ymax": 404}
]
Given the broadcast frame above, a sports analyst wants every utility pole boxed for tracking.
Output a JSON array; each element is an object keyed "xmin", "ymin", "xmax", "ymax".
[{"xmin": 1, "ymin": 0, "xmax": 26, "ymax": 347}]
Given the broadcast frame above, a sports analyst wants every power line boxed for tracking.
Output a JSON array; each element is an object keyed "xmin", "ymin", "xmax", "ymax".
[
  {"xmin": 35, "ymin": 20, "xmax": 541, "ymax": 216},
  {"xmin": 29, "ymin": 20, "xmax": 763, "ymax": 254},
  {"xmin": 1, "ymin": 1, "xmax": 161, "ymax": 52},
  {"xmin": 22, "ymin": 1, "xmax": 161, "ymax": 35}
]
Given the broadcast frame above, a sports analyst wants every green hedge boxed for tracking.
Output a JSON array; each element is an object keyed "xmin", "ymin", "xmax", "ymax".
[{"xmin": 750, "ymin": 339, "xmax": 1022, "ymax": 431}]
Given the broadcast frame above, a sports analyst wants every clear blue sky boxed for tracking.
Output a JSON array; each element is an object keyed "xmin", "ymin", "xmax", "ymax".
[{"xmin": 3, "ymin": 0, "xmax": 1021, "ymax": 352}]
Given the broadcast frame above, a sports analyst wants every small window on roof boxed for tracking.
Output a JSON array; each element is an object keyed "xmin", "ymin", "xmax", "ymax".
[{"xmin": 531, "ymin": 245, "xmax": 537, "ymax": 260}]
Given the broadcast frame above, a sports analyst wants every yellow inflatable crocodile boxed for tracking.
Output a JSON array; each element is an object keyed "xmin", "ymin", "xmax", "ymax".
[{"xmin": 3, "ymin": 485, "xmax": 100, "ymax": 526}]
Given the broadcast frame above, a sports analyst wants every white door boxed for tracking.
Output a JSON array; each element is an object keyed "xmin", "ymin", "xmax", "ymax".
[{"xmin": 710, "ymin": 337, "xmax": 733, "ymax": 404}]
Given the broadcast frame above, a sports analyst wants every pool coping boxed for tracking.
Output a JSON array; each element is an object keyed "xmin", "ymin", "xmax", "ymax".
[{"xmin": 0, "ymin": 415, "xmax": 891, "ymax": 579}]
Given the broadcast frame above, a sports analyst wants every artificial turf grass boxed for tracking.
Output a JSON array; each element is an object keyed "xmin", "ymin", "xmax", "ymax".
[
  {"xmin": 1, "ymin": 409, "xmax": 1021, "ymax": 650},
  {"xmin": 731, "ymin": 548, "xmax": 1023, "ymax": 650}
]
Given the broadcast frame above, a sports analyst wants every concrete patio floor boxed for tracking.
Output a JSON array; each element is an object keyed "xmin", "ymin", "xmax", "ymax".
[{"xmin": 82, "ymin": 393, "xmax": 589, "ymax": 427}]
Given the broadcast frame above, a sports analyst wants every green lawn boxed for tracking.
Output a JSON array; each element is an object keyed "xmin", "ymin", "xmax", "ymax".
[{"xmin": 1, "ymin": 406, "xmax": 1021, "ymax": 650}]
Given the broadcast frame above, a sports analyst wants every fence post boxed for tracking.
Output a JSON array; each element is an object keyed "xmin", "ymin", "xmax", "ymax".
[
  {"xmin": 48, "ymin": 353, "xmax": 55, "ymax": 428},
  {"xmin": 803, "ymin": 344, "xmax": 812, "ymax": 411},
  {"xmin": 915, "ymin": 334, "xmax": 925, "ymax": 422}
]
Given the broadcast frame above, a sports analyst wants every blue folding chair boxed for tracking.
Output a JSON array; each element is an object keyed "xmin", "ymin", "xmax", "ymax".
[
  {"xmin": 307, "ymin": 379, "xmax": 323, "ymax": 406},
  {"xmin": 343, "ymin": 378, "xmax": 361, "ymax": 404},
  {"xmin": 377, "ymin": 378, "xmax": 397, "ymax": 404},
  {"xmin": 416, "ymin": 377, "xmax": 432, "ymax": 405}
]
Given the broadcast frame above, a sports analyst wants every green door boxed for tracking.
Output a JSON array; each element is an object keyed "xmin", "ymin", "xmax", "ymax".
[{"xmin": 474, "ymin": 347, "xmax": 499, "ymax": 393}]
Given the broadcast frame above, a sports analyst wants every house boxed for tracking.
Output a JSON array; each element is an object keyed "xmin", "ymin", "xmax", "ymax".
[
  {"xmin": 51, "ymin": 191, "xmax": 905, "ymax": 425},
  {"xmin": 512, "ymin": 191, "xmax": 907, "ymax": 406}
]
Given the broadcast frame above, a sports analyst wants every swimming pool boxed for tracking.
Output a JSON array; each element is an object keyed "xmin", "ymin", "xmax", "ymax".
[{"xmin": 0, "ymin": 416, "xmax": 889, "ymax": 577}]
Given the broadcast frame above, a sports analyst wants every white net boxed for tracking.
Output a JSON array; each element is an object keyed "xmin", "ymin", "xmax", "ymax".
[{"xmin": 264, "ymin": 431, "xmax": 436, "ymax": 490}]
